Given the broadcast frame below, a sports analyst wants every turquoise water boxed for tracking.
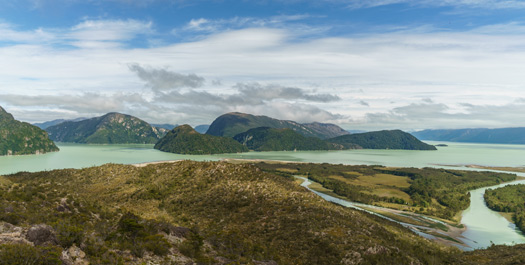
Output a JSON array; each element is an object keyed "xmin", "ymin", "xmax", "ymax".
[
  {"xmin": 3, "ymin": 141, "xmax": 525, "ymax": 175},
  {"xmin": 2, "ymin": 141, "xmax": 525, "ymax": 249}
]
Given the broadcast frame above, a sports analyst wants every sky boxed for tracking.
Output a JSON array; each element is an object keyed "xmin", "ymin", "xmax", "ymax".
[{"xmin": 1, "ymin": 0, "xmax": 525, "ymax": 131}]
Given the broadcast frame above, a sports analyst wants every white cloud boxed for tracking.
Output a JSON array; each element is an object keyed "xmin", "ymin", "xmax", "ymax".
[{"xmin": 1, "ymin": 17, "xmax": 525, "ymax": 129}]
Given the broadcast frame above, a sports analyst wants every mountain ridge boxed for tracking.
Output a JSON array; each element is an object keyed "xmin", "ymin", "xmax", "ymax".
[
  {"xmin": 206, "ymin": 112, "xmax": 349, "ymax": 139},
  {"xmin": 46, "ymin": 112, "xmax": 168, "ymax": 144},
  {"xmin": 412, "ymin": 127, "xmax": 525, "ymax": 144}
]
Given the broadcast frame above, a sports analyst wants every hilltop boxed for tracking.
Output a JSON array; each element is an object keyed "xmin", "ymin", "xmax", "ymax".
[
  {"xmin": 205, "ymin": 112, "xmax": 349, "ymax": 139},
  {"xmin": 0, "ymin": 106, "xmax": 59, "ymax": 156},
  {"xmin": 154, "ymin": 125, "xmax": 248, "ymax": 154},
  {"xmin": 46, "ymin": 112, "xmax": 168, "ymax": 144}
]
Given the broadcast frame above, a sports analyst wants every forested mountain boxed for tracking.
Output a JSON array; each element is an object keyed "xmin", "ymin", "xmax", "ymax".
[
  {"xmin": 46, "ymin": 112, "xmax": 168, "ymax": 144},
  {"xmin": 155, "ymin": 125, "xmax": 248, "ymax": 154},
  {"xmin": 206, "ymin": 112, "xmax": 349, "ymax": 139},
  {"xmin": 233, "ymin": 127, "xmax": 342, "ymax": 151},
  {"xmin": 0, "ymin": 106, "xmax": 59, "ymax": 156},
  {"xmin": 329, "ymin": 130, "xmax": 437, "ymax": 150},
  {"xmin": 412, "ymin": 128, "xmax": 525, "ymax": 144}
]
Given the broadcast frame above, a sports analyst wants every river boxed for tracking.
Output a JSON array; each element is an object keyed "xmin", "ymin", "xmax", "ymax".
[{"xmin": 1, "ymin": 141, "xmax": 525, "ymax": 249}]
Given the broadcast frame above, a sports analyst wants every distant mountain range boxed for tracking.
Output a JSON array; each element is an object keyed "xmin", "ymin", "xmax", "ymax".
[
  {"xmin": 412, "ymin": 128, "xmax": 525, "ymax": 144},
  {"xmin": 33, "ymin": 117, "xmax": 87, "ymax": 129},
  {"xmin": 194, "ymin": 124, "xmax": 210, "ymax": 134},
  {"xmin": 151, "ymin": 123, "xmax": 178, "ymax": 130},
  {"xmin": 154, "ymin": 125, "xmax": 248, "ymax": 154},
  {"xmin": 205, "ymin": 112, "xmax": 350, "ymax": 139},
  {"xmin": 155, "ymin": 113, "xmax": 435, "ymax": 154},
  {"xmin": 46, "ymin": 112, "xmax": 169, "ymax": 144},
  {"xmin": 0, "ymin": 106, "xmax": 59, "ymax": 156}
]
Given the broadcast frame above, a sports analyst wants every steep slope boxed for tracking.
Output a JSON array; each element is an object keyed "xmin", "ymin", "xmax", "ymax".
[
  {"xmin": 46, "ymin": 112, "xmax": 167, "ymax": 144},
  {"xmin": 412, "ymin": 128, "xmax": 525, "ymax": 144},
  {"xmin": 0, "ymin": 106, "xmax": 59, "ymax": 156},
  {"xmin": 206, "ymin": 112, "xmax": 349, "ymax": 139},
  {"xmin": 233, "ymin": 127, "xmax": 343, "ymax": 151},
  {"xmin": 329, "ymin": 130, "xmax": 437, "ymax": 150},
  {"xmin": 155, "ymin": 125, "xmax": 248, "ymax": 154}
]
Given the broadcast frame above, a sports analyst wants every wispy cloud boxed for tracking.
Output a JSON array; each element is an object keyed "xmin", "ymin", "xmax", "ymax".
[{"xmin": 346, "ymin": 0, "xmax": 525, "ymax": 9}]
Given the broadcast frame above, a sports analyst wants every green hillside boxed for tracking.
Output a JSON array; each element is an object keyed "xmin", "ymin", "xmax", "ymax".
[
  {"xmin": 0, "ymin": 106, "xmax": 59, "ymax": 156},
  {"xmin": 233, "ymin": 127, "xmax": 343, "ymax": 151},
  {"xmin": 155, "ymin": 125, "xmax": 248, "ymax": 154},
  {"xmin": 329, "ymin": 130, "xmax": 437, "ymax": 150},
  {"xmin": 206, "ymin": 112, "xmax": 349, "ymax": 139},
  {"xmin": 46, "ymin": 112, "xmax": 167, "ymax": 144}
]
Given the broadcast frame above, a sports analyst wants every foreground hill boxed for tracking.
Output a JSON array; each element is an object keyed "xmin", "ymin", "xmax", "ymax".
[
  {"xmin": 329, "ymin": 130, "xmax": 437, "ymax": 150},
  {"xmin": 412, "ymin": 127, "xmax": 525, "ymax": 144},
  {"xmin": 206, "ymin": 112, "xmax": 349, "ymax": 139},
  {"xmin": 46, "ymin": 112, "xmax": 168, "ymax": 144},
  {"xmin": 0, "ymin": 161, "xmax": 455, "ymax": 264},
  {"xmin": 0, "ymin": 106, "xmax": 59, "ymax": 156},
  {"xmin": 1, "ymin": 161, "xmax": 522, "ymax": 264},
  {"xmin": 155, "ymin": 125, "xmax": 248, "ymax": 154},
  {"xmin": 233, "ymin": 127, "xmax": 344, "ymax": 151}
]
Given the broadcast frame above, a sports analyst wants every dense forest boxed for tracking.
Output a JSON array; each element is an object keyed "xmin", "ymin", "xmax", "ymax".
[
  {"xmin": 233, "ymin": 127, "xmax": 343, "ymax": 151},
  {"xmin": 256, "ymin": 162, "xmax": 516, "ymax": 220},
  {"xmin": 0, "ymin": 106, "xmax": 59, "ymax": 156},
  {"xmin": 155, "ymin": 125, "xmax": 248, "ymax": 154},
  {"xmin": 328, "ymin": 130, "xmax": 437, "ymax": 150},
  {"xmin": 484, "ymin": 184, "xmax": 525, "ymax": 233}
]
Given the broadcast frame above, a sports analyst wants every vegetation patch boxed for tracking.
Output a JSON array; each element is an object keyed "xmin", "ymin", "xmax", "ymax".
[
  {"xmin": 484, "ymin": 184, "xmax": 525, "ymax": 233},
  {"xmin": 255, "ymin": 162, "xmax": 516, "ymax": 221}
]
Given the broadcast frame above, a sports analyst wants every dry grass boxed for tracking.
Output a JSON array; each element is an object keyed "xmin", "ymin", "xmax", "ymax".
[
  {"xmin": 364, "ymin": 188, "xmax": 411, "ymax": 201},
  {"xmin": 0, "ymin": 176, "xmax": 11, "ymax": 187},
  {"xmin": 356, "ymin": 174, "xmax": 411, "ymax": 188}
]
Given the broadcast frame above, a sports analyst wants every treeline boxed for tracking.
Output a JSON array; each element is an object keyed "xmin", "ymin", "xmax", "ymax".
[{"xmin": 484, "ymin": 184, "xmax": 525, "ymax": 233}]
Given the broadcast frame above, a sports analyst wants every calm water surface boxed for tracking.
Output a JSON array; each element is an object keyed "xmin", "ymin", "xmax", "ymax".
[{"xmin": 2, "ymin": 141, "xmax": 525, "ymax": 249}]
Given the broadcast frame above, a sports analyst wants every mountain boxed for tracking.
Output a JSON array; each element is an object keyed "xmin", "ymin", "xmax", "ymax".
[
  {"xmin": 412, "ymin": 128, "xmax": 525, "ymax": 144},
  {"xmin": 0, "ymin": 106, "xmax": 59, "ymax": 156},
  {"xmin": 233, "ymin": 127, "xmax": 342, "ymax": 151},
  {"xmin": 194, "ymin": 124, "xmax": 210, "ymax": 134},
  {"xmin": 206, "ymin": 112, "xmax": 349, "ymax": 139},
  {"xmin": 33, "ymin": 117, "xmax": 87, "ymax": 130},
  {"xmin": 46, "ymin": 112, "xmax": 168, "ymax": 144},
  {"xmin": 151, "ymin": 123, "xmax": 178, "ymax": 130},
  {"xmin": 155, "ymin": 125, "xmax": 248, "ymax": 154},
  {"xmin": 329, "ymin": 130, "xmax": 437, "ymax": 150}
]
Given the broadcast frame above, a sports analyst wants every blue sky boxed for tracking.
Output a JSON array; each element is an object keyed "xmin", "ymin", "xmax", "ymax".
[{"xmin": 1, "ymin": 0, "xmax": 525, "ymax": 130}]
